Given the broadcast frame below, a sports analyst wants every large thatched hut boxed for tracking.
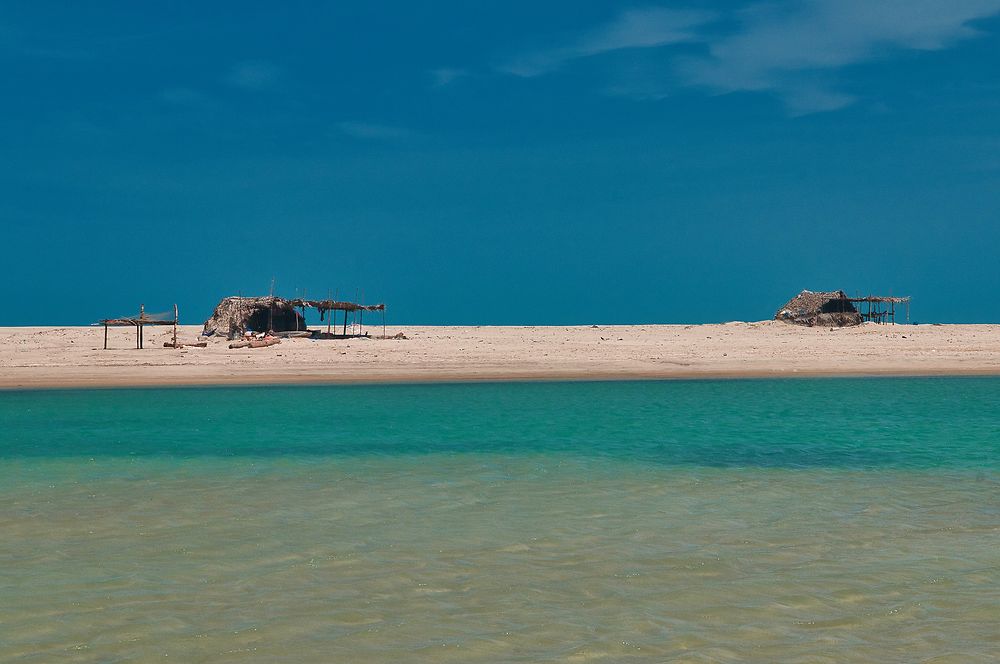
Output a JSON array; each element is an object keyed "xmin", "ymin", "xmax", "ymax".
[
  {"xmin": 775, "ymin": 290, "xmax": 862, "ymax": 327},
  {"xmin": 203, "ymin": 296, "xmax": 306, "ymax": 338}
]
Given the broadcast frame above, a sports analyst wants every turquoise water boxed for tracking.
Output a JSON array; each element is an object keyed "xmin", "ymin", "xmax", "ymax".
[{"xmin": 2, "ymin": 378, "xmax": 999, "ymax": 661}]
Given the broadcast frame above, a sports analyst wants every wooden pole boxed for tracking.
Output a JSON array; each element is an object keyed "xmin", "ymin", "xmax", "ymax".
[
  {"xmin": 173, "ymin": 304, "xmax": 178, "ymax": 347},
  {"xmin": 298, "ymin": 289, "xmax": 305, "ymax": 332},
  {"xmin": 343, "ymin": 309, "xmax": 348, "ymax": 336},
  {"xmin": 268, "ymin": 277, "xmax": 275, "ymax": 333},
  {"xmin": 104, "ymin": 323, "xmax": 108, "ymax": 350}
]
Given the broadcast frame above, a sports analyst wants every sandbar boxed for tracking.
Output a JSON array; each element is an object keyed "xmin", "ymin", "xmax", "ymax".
[{"xmin": 1, "ymin": 322, "xmax": 999, "ymax": 389}]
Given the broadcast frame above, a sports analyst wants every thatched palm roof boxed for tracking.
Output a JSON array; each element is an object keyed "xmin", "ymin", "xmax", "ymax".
[
  {"xmin": 203, "ymin": 296, "xmax": 306, "ymax": 338},
  {"xmin": 203, "ymin": 296, "xmax": 386, "ymax": 338},
  {"xmin": 775, "ymin": 290, "xmax": 862, "ymax": 327},
  {"xmin": 289, "ymin": 299, "xmax": 385, "ymax": 313}
]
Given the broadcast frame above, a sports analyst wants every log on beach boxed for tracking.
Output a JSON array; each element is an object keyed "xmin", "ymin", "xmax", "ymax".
[{"xmin": 229, "ymin": 337, "xmax": 282, "ymax": 349}]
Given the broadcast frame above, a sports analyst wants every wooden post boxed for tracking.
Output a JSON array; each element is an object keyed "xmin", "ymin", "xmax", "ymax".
[
  {"xmin": 343, "ymin": 309, "xmax": 348, "ymax": 336},
  {"xmin": 268, "ymin": 277, "xmax": 275, "ymax": 333},
  {"xmin": 104, "ymin": 323, "xmax": 108, "ymax": 350},
  {"xmin": 173, "ymin": 304, "xmax": 178, "ymax": 347},
  {"xmin": 298, "ymin": 289, "xmax": 305, "ymax": 332}
]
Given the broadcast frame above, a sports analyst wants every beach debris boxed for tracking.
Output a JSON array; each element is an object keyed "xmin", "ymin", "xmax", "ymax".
[
  {"xmin": 163, "ymin": 341, "xmax": 208, "ymax": 349},
  {"xmin": 229, "ymin": 337, "xmax": 281, "ymax": 349}
]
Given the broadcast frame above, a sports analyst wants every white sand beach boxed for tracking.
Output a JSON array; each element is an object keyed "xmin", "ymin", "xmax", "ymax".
[{"xmin": 1, "ymin": 322, "xmax": 999, "ymax": 389}]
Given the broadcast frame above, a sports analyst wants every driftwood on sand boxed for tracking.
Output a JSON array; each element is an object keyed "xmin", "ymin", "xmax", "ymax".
[{"xmin": 229, "ymin": 337, "xmax": 281, "ymax": 349}]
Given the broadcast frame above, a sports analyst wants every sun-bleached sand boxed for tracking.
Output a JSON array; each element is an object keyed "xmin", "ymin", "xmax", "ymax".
[{"xmin": 1, "ymin": 322, "xmax": 999, "ymax": 389}]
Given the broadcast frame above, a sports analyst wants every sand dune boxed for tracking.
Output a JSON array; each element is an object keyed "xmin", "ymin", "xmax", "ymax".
[{"xmin": 1, "ymin": 322, "xmax": 998, "ymax": 389}]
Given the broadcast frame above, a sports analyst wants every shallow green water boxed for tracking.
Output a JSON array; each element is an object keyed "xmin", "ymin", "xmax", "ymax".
[{"xmin": 2, "ymin": 378, "xmax": 999, "ymax": 662}]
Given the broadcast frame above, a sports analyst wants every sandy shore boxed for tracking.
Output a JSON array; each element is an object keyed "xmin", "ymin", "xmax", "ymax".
[{"xmin": 1, "ymin": 322, "xmax": 999, "ymax": 389}]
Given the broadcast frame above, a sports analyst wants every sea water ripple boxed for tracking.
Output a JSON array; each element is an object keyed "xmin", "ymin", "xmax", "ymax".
[{"xmin": 1, "ymin": 378, "xmax": 998, "ymax": 662}]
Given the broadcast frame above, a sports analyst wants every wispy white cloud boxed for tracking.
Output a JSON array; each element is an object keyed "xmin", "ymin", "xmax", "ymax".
[
  {"xmin": 226, "ymin": 60, "xmax": 280, "ymax": 90},
  {"xmin": 501, "ymin": 1, "xmax": 1000, "ymax": 113},
  {"xmin": 678, "ymin": 0, "xmax": 1000, "ymax": 112},
  {"xmin": 499, "ymin": 8, "xmax": 716, "ymax": 77},
  {"xmin": 337, "ymin": 122, "xmax": 412, "ymax": 141},
  {"xmin": 779, "ymin": 85, "xmax": 857, "ymax": 115},
  {"xmin": 430, "ymin": 67, "xmax": 467, "ymax": 88}
]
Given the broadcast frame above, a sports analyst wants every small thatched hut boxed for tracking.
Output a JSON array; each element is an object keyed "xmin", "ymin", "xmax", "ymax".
[
  {"xmin": 203, "ymin": 296, "xmax": 306, "ymax": 338},
  {"xmin": 775, "ymin": 290, "xmax": 862, "ymax": 327}
]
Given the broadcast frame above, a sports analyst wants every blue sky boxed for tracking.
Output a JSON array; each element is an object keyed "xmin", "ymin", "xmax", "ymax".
[{"xmin": 3, "ymin": 1, "xmax": 999, "ymax": 325}]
